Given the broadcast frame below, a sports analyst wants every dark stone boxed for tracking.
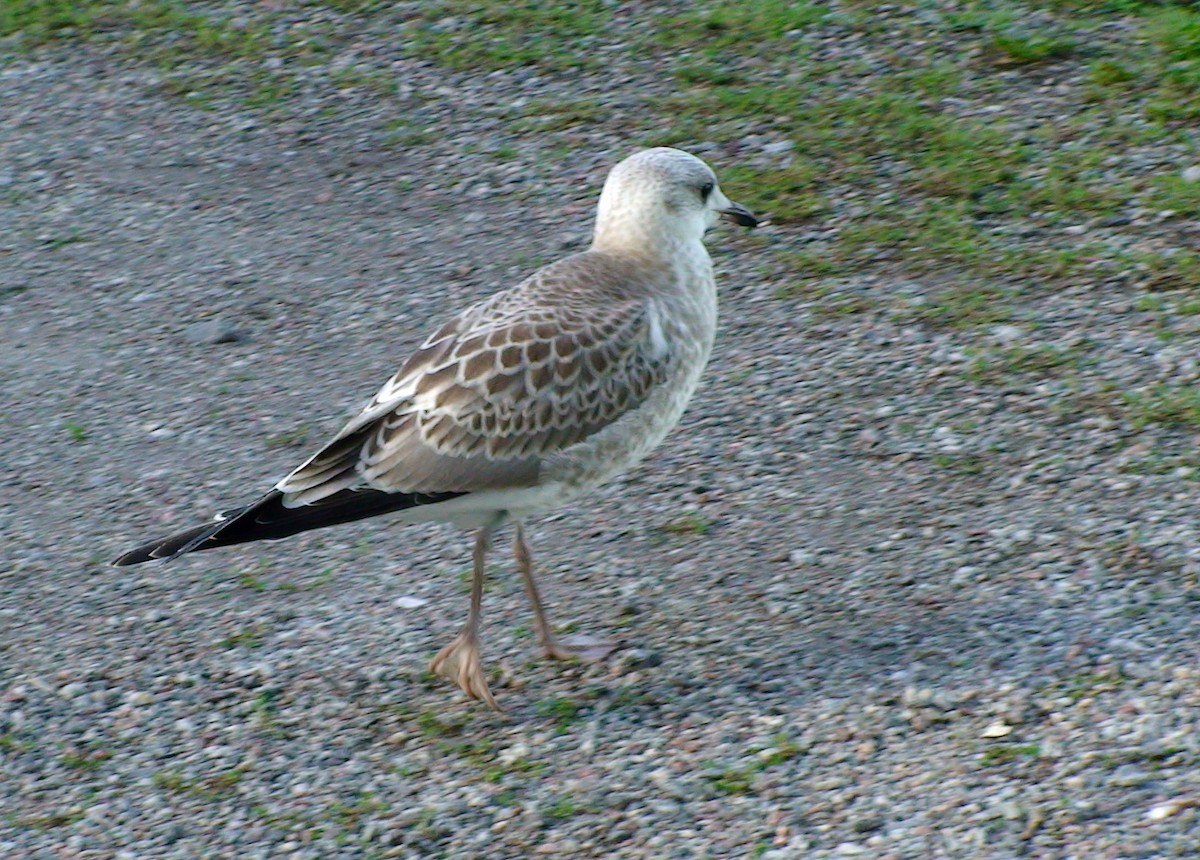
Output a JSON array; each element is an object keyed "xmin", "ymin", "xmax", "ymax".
[{"xmin": 184, "ymin": 319, "xmax": 244, "ymax": 344}]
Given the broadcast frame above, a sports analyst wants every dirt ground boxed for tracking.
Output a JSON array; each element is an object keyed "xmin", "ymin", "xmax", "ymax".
[{"xmin": 3, "ymin": 23, "xmax": 1200, "ymax": 860}]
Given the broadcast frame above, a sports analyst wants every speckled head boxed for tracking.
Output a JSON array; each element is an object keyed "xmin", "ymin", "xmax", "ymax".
[{"xmin": 592, "ymin": 147, "xmax": 757, "ymax": 253}]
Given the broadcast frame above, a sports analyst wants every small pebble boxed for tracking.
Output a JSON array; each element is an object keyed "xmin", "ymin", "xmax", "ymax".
[{"xmin": 184, "ymin": 318, "xmax": 244, "ymax": 344}]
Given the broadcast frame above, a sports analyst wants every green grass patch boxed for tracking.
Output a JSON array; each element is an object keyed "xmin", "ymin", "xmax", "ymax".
[
  {"xmin": 719, "ymin": 163, "xmax": 827, "ymax": 224},
  {"xmin": 901, "ymin": 281, "xmax": 1018, "ymax": 330},
  {"xmin": 652, "ymin": 0, "xmax": 827, "ymax": 51},
  {"xmin": 62, "ymin": 421, "xmax": 89, "ymax": 442},
  {"xmin": 403, "ymin": 1, "xmax": 614, "ymax": 72},
  {"xmin": 543, "ymin": 797, "xmax": 590, "ymax": 821},
  {"xmin": 1, "ymin": 0, "xmax": 174, "ymax": 45},
  {"xmin": 42, "ymin": 229, "xmax": 89, "ymax": 249},
  {"xmin": 1121, "ymin": 451, "xmax": 1200, "ymax": 479},
  {"xmin": 980, "ymin": 743, "xmax": 1041, "ymax": 765},
  {"xmin": 5, "ymin": 0, "xmax": 1197, "ymax": 297},
  {"xmin": 703, "ymin": 736, "xmax": 805, "ymax": 796},
  {"xmin": 61, "ymin": 748, "xmax": 111, "ymax": 771},
  {"xmin": 512, "ymin": 99, "xmax": 614, "ymax": 134},
  {"xmin": 250, "ymin": 689, "xmax": 290, "ymax": 737},
  {"xmin": 1146, "ymin": 172, "xmax": 1200, "ymax": 217},
  {"xmin": 776, "ymin": 251, "xmax": 846, "ymax": 282},
  {"xmin": 238, "ymin": 571, "xmax": 267, "ymax": 591},
  {"xmin": 1144, "ymin": 6, "xmax": 1200, "ymax": 121},
  {"xmin": 11, "ymin": 809, "xmax": 86, "ymax": 829},
  {"xmin": 1123, "ymin": 385, "xmax": 1200, "ymax": 430},
  {"xmin": 675, "ymin": 62, "xmax": 745, "ymax": 87},
  {"xmin": 417, "ymin": 709, "xmax": 471, "ymax": 737},
  {"xmin": 153, "ymin": 766, "xmax": 246, "ymax": 800},
  {"xmin": 217, "ymin": 624, "xmax": 266, "ymax": 649},
  {"xmin": 1088, "ymin": 58, "xmax": 1137, "ymax": 88},
  {"xmin": 0, "ymin": 733, "xmax": 36, "ymax": 753},
  {"xmin": 903, "ymin": 120, "xmax": 1029, "ymax": 200},
  {"xmin": 706, "ymin": 766, "xmax": 755, "ymax": 795},
  {"xmin": 0, "ymin": 0, "xmax": 270, "ymax": 57},
  {"xmin": 641, "ymin": 4, "xmax": 1195, "ymax": 290},
  {"xmin": 987, "ymin": 29, "xmax": 1076, "ymax": 66},
  {"xmin": 1, "ymin": 0, "xmax": 322, "ymax": 109},
  {"xmin": 931, "ymin": 453, "xmax": 987, "ymax": 475},
  {"xmin": 1062, "ymin": 671, "xmax": 1125, "ymax": 701},
  {"xmin": 1125, "ymin": 249, "xmax": 1200, "ymax": 292},
  {"xmin": 965, "ymin": 344, "xmax": 1089, "ymax": 384},
  {"xmin": 535, "ymin": 696, "xmax": 584, "ymax": 733},
  {"xmin": 328, "ymin": 792, "xmax": 388, "ymax": 827}
]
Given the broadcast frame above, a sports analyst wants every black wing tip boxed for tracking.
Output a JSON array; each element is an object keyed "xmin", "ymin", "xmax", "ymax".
[
  {"xmin": 111, "ymin": 487, "xmax": 467, "ymax": 567},
  {"xmin": 111, "ymin": 546, "xmax": 177, "ymax": 566},
  {"xmin": 111, "ymin": 543, "xmax": 177, "ymax": 567},
  {"xmin": 111, "ymin": 519, "xmax": 230, "ymax": 567}
]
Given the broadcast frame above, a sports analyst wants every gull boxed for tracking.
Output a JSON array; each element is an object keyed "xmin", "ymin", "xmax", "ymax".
[{"xmin": 114, "ymin": 147, "xmax": 757, "ymax": 708}]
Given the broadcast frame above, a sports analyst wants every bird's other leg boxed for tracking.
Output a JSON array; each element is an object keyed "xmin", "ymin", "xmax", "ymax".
[
  {"xmin": 429, "ymin": 524, "xmax": 500, "ymax": 709},
  {"xmin": 513, "ymin": 522, "xmax": 615, "ymax": 663}
]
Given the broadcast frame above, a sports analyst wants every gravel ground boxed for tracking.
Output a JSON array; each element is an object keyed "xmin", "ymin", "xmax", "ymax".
[{"xmin": 4, "ymin": 16, "xmax": 1200, "ymax": 860}]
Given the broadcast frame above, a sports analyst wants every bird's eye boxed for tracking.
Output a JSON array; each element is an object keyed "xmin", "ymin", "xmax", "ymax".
[{"xmin": 699, "ymin": 181, "xmax": 714, "ymax": 201}]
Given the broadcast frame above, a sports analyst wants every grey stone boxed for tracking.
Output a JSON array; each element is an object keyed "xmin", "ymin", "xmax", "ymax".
[{"xmin": 184, "ymin": 318, "xmax": 244, "ymax": 344}]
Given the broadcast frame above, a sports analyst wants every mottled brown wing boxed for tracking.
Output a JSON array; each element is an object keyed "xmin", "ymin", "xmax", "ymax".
[{"xmin": 276, "ymin": 274, "xmax": 675, "ymax": 503}]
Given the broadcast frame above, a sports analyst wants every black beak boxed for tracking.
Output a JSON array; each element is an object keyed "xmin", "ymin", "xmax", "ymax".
[{"xmin": 720, "ymin": 201, "xmax": 758, "ymax": 228}]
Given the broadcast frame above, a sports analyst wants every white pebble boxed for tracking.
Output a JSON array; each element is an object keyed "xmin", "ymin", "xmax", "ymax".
[
  {"xmin": 991, "ymin": 324, "xmax": 1023, "ymax": 344},
  {"xmin": 1146, "ymin": 799, "xmax": 1188, "ymax": 820},
  {"xmin": 498, "ymin": 742, "xmax": 529, "ymax": 765}
]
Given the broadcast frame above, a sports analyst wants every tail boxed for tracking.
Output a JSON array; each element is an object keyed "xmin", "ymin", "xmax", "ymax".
[{"xmin": 112, "ymin": 487, "xmax": 464, "ymax": 566}]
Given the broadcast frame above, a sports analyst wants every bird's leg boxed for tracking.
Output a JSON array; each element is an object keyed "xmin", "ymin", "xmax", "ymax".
[
  {"xmin": 513, "ymin": 523, "xmax": 615, "ymax": 663},
  {"xmin": 429, "ymin": 525, "xmax": 500, "ymax": 709}
]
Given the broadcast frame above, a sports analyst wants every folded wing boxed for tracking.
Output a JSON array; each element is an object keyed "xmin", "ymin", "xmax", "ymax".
[{"xmin": 277, "ymin": 262, "xmax": 677, "ymax": 509}]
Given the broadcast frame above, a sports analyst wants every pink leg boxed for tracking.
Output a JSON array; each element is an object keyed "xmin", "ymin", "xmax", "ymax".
[
  {"xmin": 513, "ymin": 523, "xmax": 615, "ymax": 663},
  {"xmin": 429, "ymin": 525, "xmax": 501, "ymax": 709}
]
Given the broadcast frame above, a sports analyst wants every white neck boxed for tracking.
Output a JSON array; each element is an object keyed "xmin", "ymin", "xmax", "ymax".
[{"xmin": 591, "ymin": 209, "xmax": 707, "ymax": 260}]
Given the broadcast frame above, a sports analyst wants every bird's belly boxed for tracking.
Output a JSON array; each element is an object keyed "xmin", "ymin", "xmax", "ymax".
[
  {"xmin": 538, "ymin": 349, "xmax": 709, "ymax": 503},
  {"xmin": 398, "ymin": 342, "xmax": 711, "ymax": 528},
  {"xmin": 394, "ymin": 482, "xmax": 576, "ymax": 528}
]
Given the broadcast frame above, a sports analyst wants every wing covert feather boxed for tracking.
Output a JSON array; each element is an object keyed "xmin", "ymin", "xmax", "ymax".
[{"xmin": 277, "ymin": 253, "xmax": 678, "ymax": 501}]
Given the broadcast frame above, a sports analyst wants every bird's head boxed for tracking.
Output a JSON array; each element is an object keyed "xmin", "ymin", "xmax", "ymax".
[{"xmin": 593, "ymin": 147, "xmax": 757, "ymax": 252}]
